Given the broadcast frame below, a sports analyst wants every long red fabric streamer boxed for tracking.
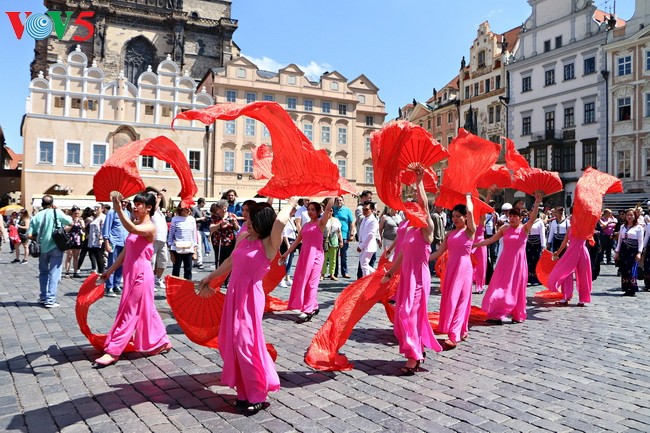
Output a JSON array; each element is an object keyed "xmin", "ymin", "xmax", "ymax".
[
  {"xmin": 477, "ymin": 165, "xmax": 512, "ymax": 189},
  {"xmin": 571, "ymin": 167, "xmax": 623, "ymax": 241},
  {"xmin": 93, "ymin": 136, "xmax": 197, "ymax": 208},
  {"xmin": 505, "ymin": 138, "xmax": 530, "ymax": 172},
  {"xmin": 173, "ymin": 102, "xmax": 353, "ymax": 198}
]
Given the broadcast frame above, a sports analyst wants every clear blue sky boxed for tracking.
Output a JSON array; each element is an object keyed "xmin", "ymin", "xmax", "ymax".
[{"xmin": 0, "ymin": 0, "xmax": 634, "ymax": 153}]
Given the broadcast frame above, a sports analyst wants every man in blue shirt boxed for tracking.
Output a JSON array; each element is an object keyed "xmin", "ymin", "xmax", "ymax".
[
  {"xmin": 102, "ymin": 198, "xmax": 130, "ymax": 297},
  {"xmin": 224, "ymin": 189, "xmax": 243, "ymax": 220},
  {"xmin": 333, "ymin": 196, "xmax": 356, "ymax": 278},
  {"xmin": 27, "ymin": 195, "xmax": 72, "ymax": 308}
]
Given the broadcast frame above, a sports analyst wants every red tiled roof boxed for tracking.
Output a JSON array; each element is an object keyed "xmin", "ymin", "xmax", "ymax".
[
  {"xmin": 593, "ymin": 9, "xmax": 626, "ymax": 27},
  {"xmin": 442, "ymin": 74, "xmax": 460, "ymax": 91},
  {"xmin": 500, "ymin": 26, "xmax": 521, "ymax": 51},
  {"xmin": 4, "ymin": 146, "xmax": 22, "ymax": 169}
]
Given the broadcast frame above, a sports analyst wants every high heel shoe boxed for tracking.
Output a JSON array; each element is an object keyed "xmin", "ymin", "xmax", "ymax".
[
  {"xmin": 296, "ymin": 312, "xmax": 313, "ymax": 324},
  {"xmin": 399, "ymin": 360, "xmax": 421, "ymax": 376},
  {"xmin": 93, "ymin": 354, "xmax": 118, "ymax": 368},
  {"xmin": 244, "ymin": 402, "xmax": 264, "ymax": 415}
]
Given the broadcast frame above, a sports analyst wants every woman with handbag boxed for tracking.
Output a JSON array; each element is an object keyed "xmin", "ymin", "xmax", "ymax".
[
  {"xmin": 167, "ymin": 204, "xmax": 198, "ymax": 281},
  {"xmin": 615, "ymin": 208, "xmax": 644, "ymax": 297},
  {"xmin": 95, "ymin": 192, "xmax": 171, "ymax": 367},
  {"xmin": 10, "ymin": 209, "xmax": 31, "ymax": 264}
]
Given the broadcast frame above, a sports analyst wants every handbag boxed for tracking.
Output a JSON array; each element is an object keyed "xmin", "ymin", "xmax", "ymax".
[
  {"xmin": 52, "ymin": 209, "xmax": 75, "ymax": 251},
  {"xmin": 29, "ymin": 211, "xmax": 48, "ymax": 258},
  {"xmin": 174, "ymin": 240, "xmax": 194, "ymax": 254}
]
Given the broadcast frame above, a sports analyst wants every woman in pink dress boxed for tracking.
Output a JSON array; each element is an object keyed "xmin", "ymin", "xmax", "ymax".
[
  {"xmin": 94, "ymin": 192, "xmax": 172, "ymax": 367},
  {"xmin": 199, "ymin": 198, "xmax": 297, "ymax": 415},
  {"xmin": 282, "ymin": 198, "xmax": 333, "ymax": 323},
  {"xmin": 429, "ymin": 194, "xmax": 476, "ymax": 349},
  {"xmin": 474, "ymin": 193, "xmax": 542, "ymax": 324},
  {"xmin": 383, "ymin": 170, "xmax": 442, "ymax": 375},
  {"xmin": 548, "ymin": 223, "xmax": 592, "ymax": 306}
]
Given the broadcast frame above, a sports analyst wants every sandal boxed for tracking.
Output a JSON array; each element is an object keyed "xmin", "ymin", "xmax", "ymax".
[
  {"xmin": 554, "ymin": 299, "xmax": 569, "ymax": 306},
  {"xmin": 399, "ymin": 360, "xmax": 421, "ymax": 376},
  {"xmin": 442, "ymin": 339, "xmax": 457, "ymax": 350},
  {"xmin": 146, "ymin": 342, "xmax": 173, "ymax": 356},
  {"xmin": 296, "ymin": 312, "xmax": 313, "ymax": 324},
  {"xmin": 244, "ymin": 402, "xmax": 264, "ymax": 415}
]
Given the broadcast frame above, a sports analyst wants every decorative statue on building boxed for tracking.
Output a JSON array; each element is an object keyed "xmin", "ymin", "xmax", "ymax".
[
  {"xmin": 460, "ymin": 56, "xmax": 466, "ymax": 70},
  {"xmin": 412, "ymin": 98, "xmax": 417, "ymax": 107}
]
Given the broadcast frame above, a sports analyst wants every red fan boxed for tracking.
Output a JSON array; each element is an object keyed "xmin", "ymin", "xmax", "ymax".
[
  {"xmin": 305, "ymin": 256, "xmax": 399, "ymax": 371},
  {"xmin": 510, "ymin": 167, "xmax": 563, "ymax": 197},
  {"xmin": 505, "ymin": 138, "xmax": 530, "ymax": 172},
  {"xmin": 571, "ymin": 167, "xmax": 623, "ymax": 241},
  {"xmin": 252, "ymin": 144, "xmax": 273, "ymax": 180},
  {"xmin": 477, "ymin": 165, "xmax": 512, "ymax": 189},
  {"xmin": 435, "ymin": 186, "xmax": 495, "ymax": 224},
  {"xmin": 174, "ymin": 102, "xmax": 353, "ymax": 198},
  {"xmin": 76, "ymin": 274, "xmax": 136, "ymax": 352},
  {"xmin": 535, "ymin": 249, "xmax": 557, "ymax": 290},
  {"xmin": 94, "ymin": 136, "xmax": 198, "ymax": 208},
  {"xmin": 396, "ymin": 124, "xmax": 449, "ymax": 171},
  {"xmin": 400, "ymin": 167, "xmax": 439, "ymax": 194}
]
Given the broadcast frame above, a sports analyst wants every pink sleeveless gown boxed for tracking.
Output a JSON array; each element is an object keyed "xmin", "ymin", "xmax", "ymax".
[
  {"xmin": 394, "ymin": 228, "xmax": 442, "ymax": 359},
  {"xmin": 547, "ymin": 234, "xmax": 592, "ymax": 303},
  {"xmin": 219, "ymin": 236, "xmax": 280, "ymax": 403},
  {"xmin": 104, "ymin": 233, "xmax": 169, "ymax": 355},
  {"xmin": 481, "ymin": 225, "xmax": 528, "ymax": 322},
  {"xmin": 288, "ymin": 221, "xmax": 324, "ymax": 313},
  {"xmin": 472, "ymin": 224, "xmax": 487, "ymax": 293},
  {"xmin": 439, "ymin": 228, "xmax": 474, "ymax": 343}
]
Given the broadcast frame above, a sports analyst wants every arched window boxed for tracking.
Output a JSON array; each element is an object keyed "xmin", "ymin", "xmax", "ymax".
[{"xmin": 123, "ymin": 37, "xmax": 157, "ymax": 84}]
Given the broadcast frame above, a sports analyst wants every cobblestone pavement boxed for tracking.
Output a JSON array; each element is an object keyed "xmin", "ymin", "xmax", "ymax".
[{"xmin": 1, "ymin": 247, "xmax": 650, "ymax": 433}]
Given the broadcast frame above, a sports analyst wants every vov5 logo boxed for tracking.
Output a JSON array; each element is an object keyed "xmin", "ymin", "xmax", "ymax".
[{"xmin": 7, "ymin": 11, "xmax": 95, "ymax": 41}]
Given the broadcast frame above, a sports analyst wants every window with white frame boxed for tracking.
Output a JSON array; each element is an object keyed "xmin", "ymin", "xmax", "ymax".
[
  {"xmin": 303, "ymin": 123, "xmax": 313, "ymax": 141},
  {"xmin": 92, "ymin": 143, "xmax": 107, "ymax": 166},
  {"xmin": 38, "ymin": 141, "xmax": 54, "ymax": 164},
  {"xmin": 584, "ymin": 57, "xmax": 596, "ymax": 74},
  {"xmin": 448, "ymin": 112, "xmax": 453, "ymax": 123},
  {"xmin": 365, "ymin": 136, "xmax": 371, "ymax": 153},
  {"xmin": 246, "ymin": 92, "xmax": 256, "ymax": 104},
  {"xmin": 304, "ymin": 99, "xmax": 313, "ymax": 112},
  {"xmin": 287, "ymin": 97, "xmax": 297, "ymax": 110},
  {"xmin": 262, "ymin": 125, "xmax": 270, "ymax": 138},
  {"xmin": 489, "ymin": 107, "xmax": 494, "ymax": 124},
  {"xmin": 141, "ymin": 155, "xmax": 154, "ymax": 169},
  {"xmin": 321, "ymin": 125, "xmax": 331, "ymax": 144},
  {"xmin": 337, "ymin": 159, "xmax": 347, "ymax": 178},
  {"xmin": 583, "ymin": 140, "xmax": 597, "ymax": 169},
  {"xmin": 66, "ymin": 142, "xmax": 81, "ymax": 165},
  {"xmin": 522, "ymin": 76, "xmax": 532, "ymax": 92},
  {"xmin": 237, "ymin": 68, "xmax": 246, "ymax": 78},
  {"xmin": 522, "ymin": 116, "xmax": 531, "ymax": 135},
  {"xmin": 618, "ymin": 55, "xmax": 632, "ymax": 76},
  {"xmin": 646, "ymin": 51, "xmax": 650, "ymax": 71},
  {"xmin": 245, "ymin": 118, "xmax": 256, "ymax": 136},
  {"xmin": 365, "ymin": 115, "xmax": 374, "ymax": 126},
  {"xmin": 564, "ymin": 107, "xmax": 575, "ymax": 128},
  {"xmin": 330, "ymin": 81, "xmax": 339, "ymax": 91},
  {"xmin": 496, "ymin": 105, "xmax": 501, "ymax": 123},
  {"xmin": 365, "ymin": 166, "xmax": 374, "ymax": 184},
  {"xmin": 485, "ymin": 78, "xmax": 491, "ymax": 93},
  {"xmin": 495, "ymin": 75, "xmax": 501, "ymax": 89},
  {"xmin": 226, "ymin": 90, "xmax": 237, "ymax": 102},
  {"xmin": 263, "ymin": 94, "xmax": 274, "ymax": 101},
  {"xmin": 225, "ymin": 120, "xmax": 236, "ymax": 135},
  {"xmin": 322, "ymin": 101, "xmax": 331, "ymax": 113},
  {"xmin": 545, "ymin": 69, "xmax": 555, "ymax": 86},
  {"xmin": 188, "ymin": 150, "xmax": 201, "ymax": 171},
  {"xmin": 535, "ymin": 148, "xmax": 548, "ymax": 170},
  {"xmin": 564, "ymin": 63, "xmax": 575, "ymax": 80},
  {"xmin": 618, "ymin": 97, "xmax": 631, "ymax": 121},
  {"xmin": 244, "ymin": 151, "xmax": 253, "ymax": 173},
  {"xmin": 224, "ymin": 151, "xmax": 235, "ymax": 172},
  {"xmin": 287, "ymin": 75, "xmax": 296, "ymax": 85},
  {"xmin": 616, "ymin": 148, "xmax": 631, "ymax": 178},
  {"xmin": 584, "ymin": 102, "xmax": 596, "ymax": 124},
  {"xmin": 337, "ymin": 127, "xmax": 347, "ymax": 145},
  {"xmin": 338, "ymin": 104, "xmax": 347, "ymax": 116}
]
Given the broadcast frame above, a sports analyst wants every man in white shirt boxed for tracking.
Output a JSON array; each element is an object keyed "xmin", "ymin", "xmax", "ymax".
[
  {"xmin": 357, "ymin": 201, "xmax": 379, "ymax": 277},
  {"xmin": 294, "ymin": 198, "xmax": 310, "ymax": 233},
  {"xmin": 149, "ymin": 191, "xmax": 169, "ymax": 289}
]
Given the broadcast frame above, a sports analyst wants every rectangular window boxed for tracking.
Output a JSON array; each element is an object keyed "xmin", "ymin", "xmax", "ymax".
[
  {"xmin": 263, "ymin": 94, "xmax": 274, "ymax": 102},
  {"xmin": 262, "ymin": 125, "xmax": 270, "ymax": 138},
  {"xmin": 245, "ymin": 118, "xmax": 256, "ymax": 136},
  {"xmin": 303, "ymin": 123, "xmax": 313, "ymax": 141},
  {"xmin": 225, "ymin": 120, "xmax": 236, "ymax": 135},
  {"xmin": 535, "ymin": 148, "xmax": 547, "ymax": 170},
  {"xmin": 84, "ymin": 99, "xmax": 97, "ymax": 111},
  {"xmin": 226, "ymin": 90, "xmax": 237, "ymax": 102},
  {"xmin": 646, "ymin": 51, "xmax": 650, "ymax": 71},
  {"xmin": 496, "ymin": 105, "xmax": 501, "ymax": 123},
  {"xmin": 161, "ymin": 106, "xmax": 172, "ymax": 117},
  {"xmin": 141, "ymin": 155, "xmax": 154, "ymax": 169},
  {"xmin": 545, "ymin": 69, "xmax": 555, "ymax": 86},
  {"xmin": 365, "ymin": 136, "xmax": 371, "ymax": 153},
  {"xmin": 544, "ymin": 40, "xmax": 551, "ymax": 52},
  {"xmin": 39, "ymin": 141, "xmax": 54, "ymax": 164},
  {"xmin": 71, "ymin": 98, "xmax": 81, "ymax": 109},
  {"xmin": 564, "ymin": 107, "xmax": 574, "ymax": 128},
  {"xmin": 243, "ymin": 152, "xmax": 253, "ymax": 173},
  {"xmin": 584, "ymin": 57, "xmax": 596, "ymax": 75},
  {"xmin": 584, "ymin": 102, "xmax": 596, "ymax": 124},
  {"xmin": 464, "ymin": 86, "xmax": 470, "ymax": 99},
  {"xmin": 618, "ymin": 55, "xmax": 632, "ymax": 76},
  {"xmin": 246, "ymin": 92, "xmax": 256, "ymax": 104},
  {"xmin": 188, "ymin": 150, "xmax": 201, "ymax": 171},
  {"xmin": 485, "ymin": 78, "xmax": 491, "ymax": 93},
  {"xmin": 473, "ymin": 83, "xmax": 479, "ymax": 96},
  {"xmin": 287, "ymin": 75, "xmax": 296, "ymax": 85},
  {"xmin": 338, "ymin": 127, "xmax": 347, "ymax": 145},
  {"xmin": 337, "ymin": 159, "xmax": 347, "ymax": 178},
  {"xmin": 448, "ymin": 112, "xmax": 453, "ymax": 123},
  {"xmin": 645, "ymin": 148, "xmax": 650, "ymax": 176},
  {"xmin": 545, "ymin": 111, "xmax": 555, "ymax": 134},
  {"xmin": 338, "ymin": 104, "xmax": 347, "ymax": 115},
  {"xmin": 287, "ymin": 97, "xmax": 297, "ymax": 110},
  {"xmin": 495, "ymin": 75, "xmax": 501, "ymax": 90},
  {"xmin": 555, "ymin": 36, "xmax": 563, "ymax": 49},
  {"xmin": 436, "ymin": 116, "xmax": 441, "ymax": 127},
  {"xmin": 617, "ymin": 149, "xmax": 631, "ymax": 178},
  {"xmin": 522, "ymin": 76, "xmax": 532, "ymax": 92},
  {"xmin": 583, "ymin": 140, "xmax": 597, "ymax": 169},
  {"xmin": 92, "ymin": 143, "xmax": 107, "ymax": 166},
  {"xmin": 522, "ymin": 116, "xmax": 531, "ymax": 135},
  {"xmin": 564, "ymin": 63, "xmax": 575, "ymax": 80},
  {"xmin": 304, "ymin": 99, "xmax": 313, "ymax": 112},
  {"xmin": 427, "ymin": 119, "xmax": 432, "ymax": 130},
  {"xmin": 646, "ymin": 94, "xmax": 650, "ymax": 117},
  {"xmin": 618, "ymin": 97, "xmax": 631, "ymax": 121},
  {"xmin": 144, "ymin": 105, "xmax": 154, "ymax": 115},
  {"xmin": 54, "ymin": 96, "xmax": 65, "ymax": 108},
  {"xmin": 478, "ymin": 50, "xmax": 486, "ymax": 67},
  {"xmin": 365, "ymin": 166, "xmax": 374, "ymax": 184},
  {"xmin": 365, "ymin": 115, "xmax": 374, "ymax": 126},
  {"xmin": 224, "ymin": 151, "xmax": 235, "ymax": 172},
  {"xmin": 553, "ymin": 144, "xmax": 575, "ymax": 172},
  {"xmin": 447, "ymin": 134, "xmax": 454, "ymax": 145},
  {"xmin": 322, "ymin": 101, "xmax": 331, "ymax": 113},
  {"xmin": 237, "ymin": 68, "xmax": 246, "ymax": 78},
  {"xmin": 66, "ymin": 142, "xmax": 81, "ymax": 165},
  {"xmin": 489, "ymin": 107, "xmax": 494, "ymax": 124},
  {"xmin": 321, "ymin": 125, "xmax": 331, "ymax": 144}
]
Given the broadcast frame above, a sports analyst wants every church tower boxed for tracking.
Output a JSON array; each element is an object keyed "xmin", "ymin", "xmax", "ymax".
[{"xmin": 31, "ymin": 0, "xmax": 239, "ymax": 83}]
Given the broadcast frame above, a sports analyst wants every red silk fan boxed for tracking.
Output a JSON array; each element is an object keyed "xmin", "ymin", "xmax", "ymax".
[
  {"xmin": 535, "ymin": 249, "xmax": 557, "ymax": 290},
  {"xmin": 571, "ymin": 167, "xmax": 623, "ymax": 241},
  {"xmin": 477, "ymin": 165, "xmax": 512, "ymax": 189},
  {"xmin": 76, "ymin": 274, "xmax": 136, "ymax": 353},
  {"xmin": 93, "ymin": 136, "xmax": 198, "ymax": 208},
  {"xmin": 396, "ymin": 125, "xmax": 449, "ymax": 172},
  {"xmin": 505, "ymin": 138, "xmax": 530, "ymax": 172},
  {"xmin": 400, "ymin": 167, "xmax": 439, "ymax": 194},
  {"xmin": 252, "ymin": 144, "xmax": 273, "ymax": 180},
  {"xmin": 510, "ymin": 167, "xmax": 563, "ymax": 197},
  {"xmin": 435, "ymin": 186, "xmax": 495, "ymax": 224},
  {"xmin": 305, "ymin": 256, "xmax": 399, "ymax": 371},
  {"xmin": 173, "ymin": 102, "xmax": 353, "ymax": 198}
]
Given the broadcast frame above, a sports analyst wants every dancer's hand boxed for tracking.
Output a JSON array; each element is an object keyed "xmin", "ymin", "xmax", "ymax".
[{"xmin": 197, "ymin": 278, "xmax": 215, "ymax": 298}]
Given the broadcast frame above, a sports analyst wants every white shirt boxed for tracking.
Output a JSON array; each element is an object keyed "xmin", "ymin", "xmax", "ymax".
[
  {"xmin": 616, "ymin": 225, "xmax": 644, "ymax": 253},
  {"xmin": 152, "ymin": 209, "xmax": 168, "ymax": 242},
  {"xmin": 358, "ymin": 214, "xmax": 379, "ymax": 253},
  {"xmin": 295, "ymin": 205, "xmax": 309, "ymax": 227},
  {"xmin": 528, "ymin": 218, "xmax": 547, "ymax": 247},
  {"xmin": 548, "ymin": 218, "xmax": 570, "ymax": 241},
  {"xmin": 282, "ymin": 217, "xmax": 297, "ymax": 240}
]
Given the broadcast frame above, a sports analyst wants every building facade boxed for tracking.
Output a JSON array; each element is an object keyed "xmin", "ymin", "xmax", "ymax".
[
  {"xmin": 22, "ymin": 48, "xmax": 213, "ymax": 207},
  {"xmin": 197, "ymin": 56, "xmax": 387, "ymax": 200}
]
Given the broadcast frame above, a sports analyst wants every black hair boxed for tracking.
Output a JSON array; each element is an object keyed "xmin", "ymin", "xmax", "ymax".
[
  {"xmin": 198, "ymin": 197, "xmax": 205, "ymax": 204},
  {"xmin": 133, "ymin": 191, "xmax": 156, "ymax": 216},
  {"xmin": 363, "ymin": 201, "xmax": 376, "ymax": 211},
  {"xmin": 222, "ymin": 189, "xmax": 238, "ymax": 200},
  {"xmin": 309, "ymin": 201, "xmax": 323, "ymax": 214},
  {"xmin": 508, "ymin": 208, "xmax": 522, "ymax": 217},
  {"xmin": 452, "ymin": 204, "xmax": 467, "ymax": 216},
  {"xmin": 41, "ymin": 194, "xmax": 53, "ymax": 208},
  {"xmin": 361, "ymin": 190, "xmax": 372, "ymax": 199},
  {"xmin": 242, "ymin": 199, "xmax": 257, "ymax": 210},
  {"xmin": 249, "ymin": 202, "xmax": 276, "ymax": 239}
]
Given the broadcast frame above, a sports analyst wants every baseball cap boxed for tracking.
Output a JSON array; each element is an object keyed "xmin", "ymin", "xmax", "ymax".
[{"xmin": 501, "ymin": 203, "xmax": 513, "ymax": 211}]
